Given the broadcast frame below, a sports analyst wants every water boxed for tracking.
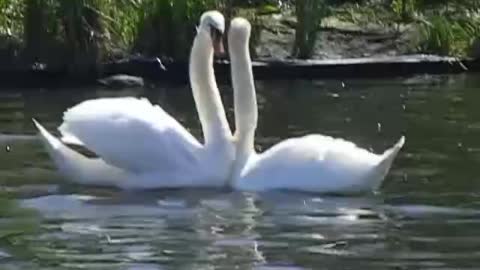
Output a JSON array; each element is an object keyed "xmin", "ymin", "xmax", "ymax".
[{"xmin": 1, "ymin": 74, "xmax": 480, "ymax": 269}]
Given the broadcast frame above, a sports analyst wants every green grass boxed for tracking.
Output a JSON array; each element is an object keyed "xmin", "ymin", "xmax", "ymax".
[
  {"xmin": 1, "ymin": 0, "xmax": 228, "ymax": 70},
  {"xmin": 0, "ymin": 0, "xmax": 24, "ymax": 36},
  {"xmin": 418, "ymin": 9, "xmax": 480, "ymax": 56},
  {"xmin": 331, "ymin": 0, "xmax": 480, "ymax": 57},
  {"xmin": 0, "ymin": 0, "xmax": 479, "ymax": 71},
  {"xmin": 133, "ymin": 0, "xmax": 223, "ymax": 60},
  {"xmin": 292, "ymin": 0, "xmax": 331, "ymax": 59}
]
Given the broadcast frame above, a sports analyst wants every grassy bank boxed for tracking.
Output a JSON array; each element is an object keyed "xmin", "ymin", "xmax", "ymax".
[
  {"xmin": 0, "ymin": 0, "xmax": 232, "ymax": 73},
  {"xmin": 334, "ymin": 0, "xmax": 480, "ymax": 57},
  {"xmin": 0, "ymin": 0, "xmax": 478, "ymax": 75}
]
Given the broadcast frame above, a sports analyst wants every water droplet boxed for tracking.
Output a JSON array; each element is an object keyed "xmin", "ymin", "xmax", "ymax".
[
  {"xmin": 377, "ymin": 123, "xmax": 382, "ymax": 133},
  {"xmin": 341, "ymin": 82, "xmax": 346, "ymax": 88},
  {"xmin": 5, "ymin": 145, "xmax": 11, "ymax": 152}
]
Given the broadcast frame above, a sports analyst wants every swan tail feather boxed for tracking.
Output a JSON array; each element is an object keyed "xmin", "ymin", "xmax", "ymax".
[
  {"xmin": 33, "ymin": 118, "xmax": 65, "ymax": 152},
  {"xmin": 367, "ymin": 136, "xmax": 405, "ymax": 191},
  {"xmin": 32, "ymin": 118, "xmax": 89, "ymax": 181},
  {"xmin": 33, "ymin": 119, "xmax": 128, "ymax": 187}
]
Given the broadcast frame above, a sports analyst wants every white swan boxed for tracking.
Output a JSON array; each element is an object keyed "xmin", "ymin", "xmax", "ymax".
[
  {"xmin": 227, "ymin": 18, "xmax": 405, "ymax": 194},
  {"xmin": 33, "ymin": 11, "xmax": 235, "ymax": 189}
]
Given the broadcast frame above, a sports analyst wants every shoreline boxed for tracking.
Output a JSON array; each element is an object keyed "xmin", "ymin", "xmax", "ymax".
[{"xmin": 1, "ymin": 54, "xmax": 479, "ymax": 89}]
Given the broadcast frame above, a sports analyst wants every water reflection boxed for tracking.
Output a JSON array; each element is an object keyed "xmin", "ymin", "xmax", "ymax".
[
  {"xmin": 19, "ymin": 190, "xmax": 265, "ymax": 269},
  {"xmin": 1, "ymin": 74, "xmax": 480, "ymax": 269},
  {"xmin": 15, "ymin": 189, "xmax": 480, "ymax": 269}
]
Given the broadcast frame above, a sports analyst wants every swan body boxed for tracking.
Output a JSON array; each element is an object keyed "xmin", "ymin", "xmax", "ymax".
[
  {"xmin": 34, "ymin": 11, "xmax": 235, "ymax": 189},
  {"xmin": 228, "ymin": 18, "xmax": 405, "ymax": 194},
  {"xmin": 234, "ymin": 135, "xmax": 404, "ymax": 193}
]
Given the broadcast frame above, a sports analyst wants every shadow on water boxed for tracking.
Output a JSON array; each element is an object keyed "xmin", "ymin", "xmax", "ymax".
[{"xmin": 1, "ymin": 73, "xmax": 480, "ymax": 268}]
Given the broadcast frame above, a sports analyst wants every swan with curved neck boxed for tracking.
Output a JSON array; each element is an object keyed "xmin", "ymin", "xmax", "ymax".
[
  {"xmin": 33, "ymin": 11, "xmax": 235, "ymax": 189},
  {"xmin": 228, "ymin": 17, "xmax": 405, "ymax": 193},
  {"xmin": 190, "ymin": 11, "xmax": 231, "ymax": 146}
]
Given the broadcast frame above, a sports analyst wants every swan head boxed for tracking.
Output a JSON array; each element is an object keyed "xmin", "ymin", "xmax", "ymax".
[
  {"xmin": 199, "ymin": 10, "xmax": 225, "ymax": 55},
  {"xmin": 228, "ymin": 17, "xmax": 251, "ymax": 51}
]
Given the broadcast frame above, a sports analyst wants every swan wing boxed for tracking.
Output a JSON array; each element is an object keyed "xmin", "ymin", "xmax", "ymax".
[{"xmin": 58, "ymin": 97, "xmax": 202, "ymax": 173}]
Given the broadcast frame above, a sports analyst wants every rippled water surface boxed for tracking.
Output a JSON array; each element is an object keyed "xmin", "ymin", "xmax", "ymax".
[{"xmin": 2, "ymin": 74, "xmax": 480, "ymax": 269}]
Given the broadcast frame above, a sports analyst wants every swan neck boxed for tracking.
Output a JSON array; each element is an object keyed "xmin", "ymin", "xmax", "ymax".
[
  {"xmin": 231, "ymin": 36, "xmax": 257, "ymax": 154},
  {"xmin": 189, "ymin": 31, "xmax": 231, "ymax": 145},
  {"xmin": 229, "ymin": 30, "xmax": 258, "ymax": 179}
]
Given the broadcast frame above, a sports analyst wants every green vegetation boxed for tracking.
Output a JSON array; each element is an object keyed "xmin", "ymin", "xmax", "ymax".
[
  {"xmin": 292, "ymin": 0, "xmax": 331, "ymax": 59},
  {"xmin": 0, "ymin": 0, "xmax": 478, "ymax": 73},
  {"xmin": 334, "ymin": 0, "xmax": 480, "ymax": 57},
  {"xmin": 0, "ymin": 0, "xmax": 228, "ymax": 72},
  {"xmin": 417, "ymin": 5, "xmax": 480, "ymax": 56}
]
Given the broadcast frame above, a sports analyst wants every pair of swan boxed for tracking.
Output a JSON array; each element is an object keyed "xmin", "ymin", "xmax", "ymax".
[{"xmin": 33, "ymin": 11, "xmax": 405, "ymax": 193}]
